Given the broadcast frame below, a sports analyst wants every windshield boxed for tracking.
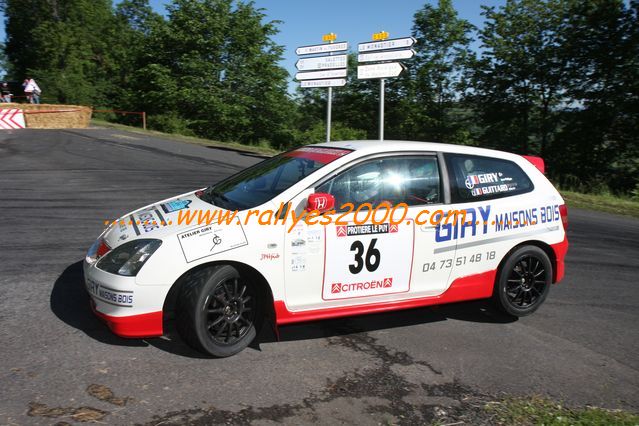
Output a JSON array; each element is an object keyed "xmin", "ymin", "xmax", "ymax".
[{"xmin": 200, "ymin": 146, "xmax": 352, "ymax": 210}]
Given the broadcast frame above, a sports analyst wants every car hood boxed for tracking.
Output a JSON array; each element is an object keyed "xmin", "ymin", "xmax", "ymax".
[{"xmin": 102, "ymin": 190, "xmax": 234, "ymax": 248}]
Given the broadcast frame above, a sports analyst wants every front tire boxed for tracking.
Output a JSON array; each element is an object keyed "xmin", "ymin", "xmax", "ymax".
[
  {"xmin": 176, "ymin": 265, "xmax": 259, "ymax": 357},
  {"xmin": 493, "ymin": 246, "xmax": 552, "ymax": 317}
]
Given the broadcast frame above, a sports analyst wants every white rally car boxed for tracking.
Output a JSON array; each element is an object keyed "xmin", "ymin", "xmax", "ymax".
[{"xmin": 85, "ymin": 141, "xmax": 568, "ymax": 357}]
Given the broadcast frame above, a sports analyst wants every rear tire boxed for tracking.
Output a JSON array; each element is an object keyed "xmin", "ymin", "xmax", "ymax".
[
  {"xmin": 176, "ymin": 265, "xmax": 259, "ymax": 357},
  {"xmin": 493, "ymin": 246, "xmax": 552, "ymax": 317}
]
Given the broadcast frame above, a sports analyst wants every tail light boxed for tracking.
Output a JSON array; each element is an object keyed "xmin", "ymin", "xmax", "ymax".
[{"xmin": 559, "ymin": 204, "xmax": 568, "ymax": 231}]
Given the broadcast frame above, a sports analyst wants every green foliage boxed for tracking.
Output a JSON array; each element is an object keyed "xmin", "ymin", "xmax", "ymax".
[
  {"xmin": 2, "ymin": 0, "xmax": 123, "ymax": 105},
  {"xmin": 147, "ymin": 112, "xmax": 194, "ymax": 136},
  {"xmin": 410, "ymin": 0, "xmax": 475, "ymax": 143},
  {"xmin": 293, "ymin": 121, "xmax": 367, "ymax": 146}
]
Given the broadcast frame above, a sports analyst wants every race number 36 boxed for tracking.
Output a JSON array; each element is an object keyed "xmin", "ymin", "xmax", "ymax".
[
  {"xmin": 349, "ymin": 239, "xmax": 380, "ymax": 274},
  {"xmin": 323, "ymin": 222, "xmax": 414, "ymax": 300}
]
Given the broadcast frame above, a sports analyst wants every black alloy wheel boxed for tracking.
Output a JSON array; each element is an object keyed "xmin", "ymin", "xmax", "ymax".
[
  {"xmin": 205, "ymin": 276, "xmax": 256, "ymax": 345},
  {"xmin": 177, "ymin": 265, "xmax": 260, "ymax": 357},
  {"xmin": 494, "ymin": 246, "xmax": 552, "ymax": 317}
]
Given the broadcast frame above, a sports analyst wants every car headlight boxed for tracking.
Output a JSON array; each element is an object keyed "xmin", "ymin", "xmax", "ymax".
[
  {"xmin": 86, "ymin": 238, "xmax": 111, "ymax": 264},
  {"xmin": 96, "ymin": 239, "xmax": 162, "ymax": 276}
]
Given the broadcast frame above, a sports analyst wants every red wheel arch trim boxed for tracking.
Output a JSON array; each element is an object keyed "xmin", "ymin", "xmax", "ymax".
[
  {"xmin": 274, "ymin": 270, "xmax": 497, "ymax": 325},
  {"xmin": 550, "ymin": 236, "xmax": 568, "ymax": 283}
]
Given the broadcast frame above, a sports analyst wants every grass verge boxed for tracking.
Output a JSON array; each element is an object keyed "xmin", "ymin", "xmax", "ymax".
[
  {"xmin": 560, "ymin": 190, "xmax": 639, "ymax": 219},
  {"xmin": 90, "ymin": 118, "xmax": 279, "ymax": 157},
  {"xmin": 485, "ymin": 396, "xmax": 639, "ymax": 426}
]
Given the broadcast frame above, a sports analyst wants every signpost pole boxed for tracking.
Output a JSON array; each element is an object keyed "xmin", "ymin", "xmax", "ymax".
[
  {"xmin": 379, "ymin": 78, "xmax": 385, "ymax": 141},
  {"xmin": 326, "ymin": 36, "xmax": 334, "ymax": 143},
  {"xmin": 326, "ymin": 85, "xmax": 332, "ymax": 143},
  {"xmin": 296, "ymin": 33, "xmax": 347, "ymax": 142}
]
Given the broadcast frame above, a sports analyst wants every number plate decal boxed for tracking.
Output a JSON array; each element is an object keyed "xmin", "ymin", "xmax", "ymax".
[{"xmin": 322, "ymin": 221, "xmax": 414, "ymax": 300}]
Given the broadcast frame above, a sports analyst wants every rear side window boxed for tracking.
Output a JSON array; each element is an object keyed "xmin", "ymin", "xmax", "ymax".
[{"xmin": 445, "ymin": 153, "xmax": 533, "ymax": 202}]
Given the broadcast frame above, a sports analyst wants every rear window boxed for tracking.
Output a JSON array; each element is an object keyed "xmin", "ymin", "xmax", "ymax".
[{"xmin": 445, "ymin": 153, "xmax": 533, "ymax": 203}]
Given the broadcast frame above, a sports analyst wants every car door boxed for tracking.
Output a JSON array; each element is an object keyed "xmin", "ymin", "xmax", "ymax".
[{"xmin": 283, "ymin": 153, "xmax": 455, "ymax": 313}]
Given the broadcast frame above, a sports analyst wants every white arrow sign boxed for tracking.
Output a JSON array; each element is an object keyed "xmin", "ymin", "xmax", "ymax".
[
  {"xmin": 296, "ymin": 42, "xmax": 348, "ymax": 56},
  {"xmin": 357, "ymin": 62, "xmax": 405, "ymax": 79},
  {"xmin": 300, "ymin": 79, "xmax": 347, "ymax": 88},
  {"xmin": 358, "ymin": 37, "xmax": 416, "ymax": 53},
  {"xmin": 296, "ymin": 54, "xmax": 348, "ymax": 71},
  {"xmin": 358, "ymin": 49, "xmax": 415, "ymax": 63},
  {"xmin": 295, "ymin": 69, "xmax": 348, "ymax": 81}
]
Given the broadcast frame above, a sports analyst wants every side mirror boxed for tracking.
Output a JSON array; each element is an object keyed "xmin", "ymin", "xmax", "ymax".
[{"xmin": 306, "ymin": 193, "xmax": 335, "ymax": 213}]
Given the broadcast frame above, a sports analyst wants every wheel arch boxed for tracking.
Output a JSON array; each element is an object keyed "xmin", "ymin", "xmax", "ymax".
[
  {"xmin": 496, "ymin": 240, "xmax": 558, "ymax": 285},
  {"xmin": 163, "ymin": 261, "xmax": 276, "ymax": 323}
]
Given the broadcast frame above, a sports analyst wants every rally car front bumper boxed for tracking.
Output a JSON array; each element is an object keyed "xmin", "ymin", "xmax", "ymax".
[{"xmin": 83, "ymin": 260, "xmax": 164, "ymax": 338}]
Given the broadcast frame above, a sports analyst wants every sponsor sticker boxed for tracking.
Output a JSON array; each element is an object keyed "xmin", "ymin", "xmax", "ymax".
[
  {"xmin": 291, "ymin": 256, "xmax": 306, "ymax": 272},
  {"xmin": 161, "ymin": 199, "xmax": 192, "ymax": 213},
  {"xmin": 86, "ymin": 278, "xmax": 134, "ymax": 307},
  {"xmin": 336, "ymin": 223, "xmax": 396, "ymax": 237},
  {"xmin": 307, "ymin": 229, "xmax": 322, "ymax": 254},
  {"xmin": 464, "ymin": 173, "xmax": 500, "ymax": 189},
  {"xmin": 331, "ymin": 277, "xmax": 393, "ymax": 295},
  {"xmin": 177, "ymin": 222, "xmax": 248, "ymax": 262},
  {"xmin": 260, "ymin": 253, "xmax": 280, "ymax": 261},
  {"xmin": 130, "ymin": 208, "xmax": 167, "ymax": 235}
]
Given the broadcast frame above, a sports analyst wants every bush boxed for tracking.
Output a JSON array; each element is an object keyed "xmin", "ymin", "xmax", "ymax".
[
  {"xmin": 147, "ymin": 112, "xmax": 194, "ymax": 136},
  {"xmin": 294, "ymin": 121, "xmax": 367, "ymax": 145}
]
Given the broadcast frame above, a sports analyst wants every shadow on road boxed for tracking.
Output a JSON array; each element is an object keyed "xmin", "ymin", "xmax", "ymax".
[
  {"xmin": 256, "ymin": 299, "xmax": 518, "ymax": 348},
  {"xmin": 50, "ymin": 261, "xmax": 149, "ymax": 348},
  {"xmin": 51, "ymin": 261, "xmax": 517, "ymax": 358}
]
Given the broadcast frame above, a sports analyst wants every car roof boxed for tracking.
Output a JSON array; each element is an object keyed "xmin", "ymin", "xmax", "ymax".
[{"xmin": 311, "ymin": 140, "xmax": 518, "ymax": 160}]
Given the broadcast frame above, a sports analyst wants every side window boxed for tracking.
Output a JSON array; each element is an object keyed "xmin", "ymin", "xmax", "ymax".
[
  {"xmin": 316, "ymin": 156, "xmax": 441, "ymax": 209},
  {"xmin": 445, "ymin": 153, "xmax": 533, "ymax": 202}
]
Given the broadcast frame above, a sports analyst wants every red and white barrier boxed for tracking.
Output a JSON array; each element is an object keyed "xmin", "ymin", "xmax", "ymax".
[{"xmin": 0, "ymin": 109, "xmax": 26, "ymax": 129}]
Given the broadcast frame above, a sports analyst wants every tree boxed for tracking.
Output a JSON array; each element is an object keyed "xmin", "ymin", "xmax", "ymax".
[
  {"xmin": 113, "ymin": 0, "xmax": 164, "ymax": 112},
  {"xmin": 1, "ymin": 0, "xmax": 121, "ymax": 105},
  {"xmin": 410, "ymin": 0, "xmax": 475, "ymax": 143},
  {"xmin": 469, "ymin": 0, "xmax": 571, "ymax": 156},
  {"xmin": 128, "ymin": 0, "xmax": 295, "ymax": 146},
  {"xmin": 550, "ymin": 0, "xmax": 639, "ymax": 193}
]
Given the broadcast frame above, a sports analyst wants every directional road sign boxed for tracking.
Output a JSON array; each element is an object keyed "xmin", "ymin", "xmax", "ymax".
[
  {"xmin": 300, "ymin": 79, "xmax": 347, "ymax": 88},
  {"xmin": 358, "ymin": 37, "xmax": 416, "ymax": 53},
  {"xmin": 358, "ymin": 49, "xmax": 415, "ymax": 63},
  {"xmin": 296, "ymin": 42, "xmax": 348, "ymax": 56},
  {"xmin": 295, "ymin": 69, "xmax": 348, "ymax": 81},
  {"xmin": 296, "ymin": 54, "xmax": 348, "ymax": 71},
  {"xmin": 357, "ymin": 62, "xmax": 405, "ymax": 79}
]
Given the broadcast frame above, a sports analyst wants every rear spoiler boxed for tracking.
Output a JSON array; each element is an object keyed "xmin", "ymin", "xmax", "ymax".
[{"xmin": 522, "ymin": 155, "xmax": 545, "ymax": 174}]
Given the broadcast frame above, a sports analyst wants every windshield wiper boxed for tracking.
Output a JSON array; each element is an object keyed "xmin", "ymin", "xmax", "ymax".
[{"xmin": 201, "ymin": 187, "xmax": 234, "ymax": 209}]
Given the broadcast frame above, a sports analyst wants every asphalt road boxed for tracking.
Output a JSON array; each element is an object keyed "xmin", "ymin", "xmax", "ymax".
[{"xmin": 1, "ymin": 128, "xmax": 637, "ymax": 425}]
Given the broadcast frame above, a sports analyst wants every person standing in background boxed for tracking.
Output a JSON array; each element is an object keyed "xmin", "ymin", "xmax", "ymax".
[
  {"xmin": 1, "ymin": 82, "xmax": 11, "ymax": 103},
  {"xmin": 23, "ymin": 78, "xmax": 41, "ymax": 104}
]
